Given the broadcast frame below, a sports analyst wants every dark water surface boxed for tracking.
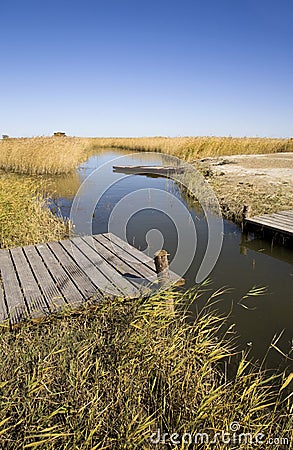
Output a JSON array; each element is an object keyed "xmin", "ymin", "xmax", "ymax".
[{"xmin": 48, "ymin": 149, "xmax": 293, "ymax": 371}]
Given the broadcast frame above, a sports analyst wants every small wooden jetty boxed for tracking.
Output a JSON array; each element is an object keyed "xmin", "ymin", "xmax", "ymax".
[
  {"xmin": 113, "ymin": 165, "xmax": 185, "ymax": 176},
  {"xmin": 0, "ymin": 233, "xmax": 178, "ymax": 325},
  {"xmin": 243, "ymin": 210, "xmax": 293, "ymax": 246}
]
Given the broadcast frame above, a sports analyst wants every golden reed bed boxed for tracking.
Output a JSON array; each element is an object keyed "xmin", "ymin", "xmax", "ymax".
[
  {"xmin": 0, "ymin": 175, "xmax": 68, "ymax": 249},
  {"xmin": 0, "ymin": 136, "xmax": 292, "ymax": 175},
  {"xmin": 0, "ymin": 137, "xmax": 90, "ymax": 175},
  {"xmin": 91, "ymin": 136, "xmax": 293, "ymax": 160}
]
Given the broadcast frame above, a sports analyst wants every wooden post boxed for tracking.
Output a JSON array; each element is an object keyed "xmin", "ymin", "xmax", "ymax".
[
  {"xmin": 242, "ymin": 205, "xmax": 251, "ymax": 234},
  {"xmin": 154, "ymin": 250, "xmax": 170, "ymax": 287},
  {"xmin": 154, "ymin": 250, "xmax": 175, "ymax": 313}
]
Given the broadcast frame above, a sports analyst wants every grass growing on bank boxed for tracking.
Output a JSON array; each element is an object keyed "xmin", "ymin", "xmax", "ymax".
[
  {"xmin": 0, "ymin": 175, "xmax": 68, "ymax": 249},
  {"xmin": 90, "ymin": 136, "xmax": 292, "ymax": 222},
  {"xmin": 0, "ymin": 290, "xmax": 291, "ymax": 449},
  {"xmin": 1, "ymin": 136, "xmax": 292, "ymax": 175},
  {"xmin": 1, "ymin": 135, "xmax": 292, "ymax": 228},
  {"xmin": 90, "ymin": 136, "xmax": 293, "ymax": 160},
  {"xmin": 0, "ymin": 137, "xmax": 91, "ymax": 175},
  {"xmin": 211, "ymin": 174, "xmax": 293, "ymax": 223}
]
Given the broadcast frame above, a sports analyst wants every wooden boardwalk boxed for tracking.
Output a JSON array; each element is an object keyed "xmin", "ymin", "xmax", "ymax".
[
  {"xmin": 0, "ymin": 233, "xmax": 178, "ymax": 325},
  {"xmin": 244, "ymin": 210, "xmax": 293, "ymax": 245}
]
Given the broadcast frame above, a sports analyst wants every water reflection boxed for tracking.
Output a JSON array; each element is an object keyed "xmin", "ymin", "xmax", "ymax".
[
  {"xmin": 240, "ymin": 235, "xmax": 293, "ymax": 265},
  {"xmin": 46, "ymin": 171, "xmax": 81, "ymax": 199},
  {"xmin": 48, "ymin": 148, "xmax": 292, "ymax": 371}
]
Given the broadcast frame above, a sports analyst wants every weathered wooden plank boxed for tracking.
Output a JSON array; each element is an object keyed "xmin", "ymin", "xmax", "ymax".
[
  {"xmin": 0, "ymin": 250, "xmax": 28, "ymax": 324},
  {"xmin": 102, "ymin": 232, "xmax": 156, "ymax": 270},
  {"xmin": 272, "ymin": 211, "xmax": 293, "ymax": 219},
  {"xmin": 85, "ymin": 235, "xmax": 153, "ymax": 294},
  {"xmin": 60, "ymin": 239, "xmax": 120, "ymax": 297},
  {"xmin": 269, "ymin": 214, "xmax": 293, "ymax": 226},
  {"xmin": 23, "ymin": 245, "xmax": 66, "ymax": 311},
  {"xmin": 71, "ymin": 236, "xmax": 140, "ymax": 297},
  {"xmin": 36, "ymin": 243, "xmax": 84, "ymax": 306},
  {"xmin": 274, "ymin": 210, "xmax": 293, "ymax": 218},
  {"xmin": 251, "ymin": 211, "xmax": 293, "ymax": 224},
  {"xmin": 10, "ymin": 247, "xmax": 49, "ymax": 318},
  {"xmin": 273, "ymin": 215, "xmax": 293, "ymax": 228},
  {"xmin": 247, "ymin": 222, "xmax": 292, "ymax": 236},
  {"xmin": 250, "ymin": 218, "xmax": 293, "ymax": 232},
  {"xmin": 102, "ymin": 233, "xmax": 180, "ymax": 283},
  {"xmin": 248, "ymin": 215, "xmax": 293, "ymax": 231},
  {"xmin": 246, "ymin": 217, "xmax": 293, "ymax": 234},
  {"xmin": 0, "ymin": 232, "xmax": 184, "ymax": 326},
  {"xmin": 251, "ymin": 213, "xmax": 291, "ymax": 223},
  {"xmin": 273, "ymin": 210, "xmax": 293, "ymax": 217},
  {"xmin": 48, "ymin": 241, "xmax": 102, "ymax": 301},
  {"xmin": 0, "ymin": 277, "xmax": 8, "ymax": 323},
  {"xmin": 94, "ymin": 234, "xmax": 156, "ymax": 279}
]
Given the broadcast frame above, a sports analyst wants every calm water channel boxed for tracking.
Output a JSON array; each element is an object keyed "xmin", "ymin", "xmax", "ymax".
[{"xmin": 48, "ymin": 149, "xmax": 293, "ymax": 371}]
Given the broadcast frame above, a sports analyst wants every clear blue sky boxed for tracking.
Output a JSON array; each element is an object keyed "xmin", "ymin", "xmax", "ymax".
[{"xmin": 1, "ymin": 0, "xmax": 292, "ymax": 137}]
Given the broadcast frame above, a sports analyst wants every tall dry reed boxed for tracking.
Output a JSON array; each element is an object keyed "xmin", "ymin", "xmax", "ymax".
[
  {"xmin": 0, "ymin": 137, "xmax": 91, "ymax": 175},
  {"xmin": 0, "ymin": 175, "xmax": 68, "ymax": 248},
  {"xmin": 0, "ymin": 289, "xmax": 291, "ymax": 449},
  {"xmin": 1, "ymin": 136, "xmax": 292, "ymax": 175},
  {"xmin": 89, "ymin": 136, "xmax": 293, "ymax": 161}
]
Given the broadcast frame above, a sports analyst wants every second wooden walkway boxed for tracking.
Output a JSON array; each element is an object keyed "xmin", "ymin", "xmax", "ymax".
[
  {"xmin": 0, "ymin": 233, "xmax": 178, "ymax": 325},
  {"xmin": 244, "ymin": 210, "xmax": 293, "ymax": 245}
]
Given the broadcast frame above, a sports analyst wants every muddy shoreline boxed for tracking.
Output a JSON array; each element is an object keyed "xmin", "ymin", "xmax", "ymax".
[{"xmin": 193, "ymin": 152, "xmax": 293, "ymax": 224}]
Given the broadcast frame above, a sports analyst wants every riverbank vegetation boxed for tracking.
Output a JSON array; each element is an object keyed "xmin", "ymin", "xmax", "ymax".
[
  {"xmin": 0, "ymin": 138, "xmax": 292, "ymax": 448},
  {"xmin": 92, "ymin": 138, "xmax": 293, "ymax": 221},
  {"xmin": 190, "ymin": 154, "xmax": 293, "ymax": 223},
  {"xmin": 1, "ymin": 136, "xmax": 292, "ymax": 175},
  {"xmin": 91, "ymin": 136, "xmax": 293, "ymax": 160},
  {"xmin": 0, "ymin": 289, "xmax": 291, "ymax": 449},
  {"xmin": 211, "ymin": 172, "xmax": 293, "ymax": 223},
  {"xmin": 1, "ymin": 135, "xmax": 292, "ymax": 241},
  {"xmin": 0, "ymin": 137, "xmax": 90, "ymax": 175},
  {"xmin": 0, "ymin": 175, "xmax": 68, "ymax": 249}
]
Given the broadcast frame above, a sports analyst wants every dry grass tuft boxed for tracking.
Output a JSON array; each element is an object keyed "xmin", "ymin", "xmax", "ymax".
[
  {"xmin": 0, "ymin": 175, "xmax": 68, "ymax": 249},
  {"xmin": 0, "ymin": 137, "xmax": 91, "ymax": 175},
  {"xmin": 90, "ymin": 136, "xmax": 293, "ymax": 160},
  {"xmin": 1, "ymin": 136, "xmax": 292, "ymax": 175},
  {"xmin": 0, "ymin": 289, "xmax": 291, "ymax": 449}
]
